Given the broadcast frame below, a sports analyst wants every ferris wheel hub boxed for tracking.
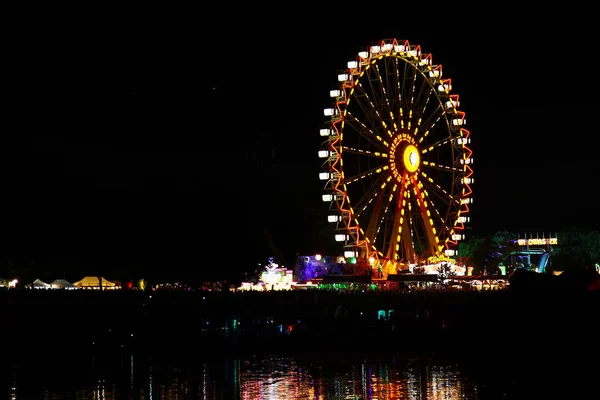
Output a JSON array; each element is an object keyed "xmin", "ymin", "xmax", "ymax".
[
  {"xmin": 390, "ymin": 134, "xmax": 420, "ymax": 179},
  {"xmin": 403, "ymin": 144, "xmax": 420, "ymax": 173}
]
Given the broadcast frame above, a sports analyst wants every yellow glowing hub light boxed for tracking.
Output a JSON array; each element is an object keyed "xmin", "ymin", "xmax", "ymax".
[{"xmin": 403, "ymin": 144, "xmax": 420, "ymax": 173}]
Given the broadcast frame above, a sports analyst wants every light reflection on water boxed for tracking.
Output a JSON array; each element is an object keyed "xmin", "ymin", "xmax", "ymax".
[
  {"xmin": 6, "ymin": 351, "xmax": 485, "ymax": 400},
  {"xmin": 234, "ymin": 355, "xmax": 473, "ymax": 399}
]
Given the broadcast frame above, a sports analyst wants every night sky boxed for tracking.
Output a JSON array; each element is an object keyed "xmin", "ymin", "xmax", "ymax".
[{"xmin": 5, "ymin": 10, "xmax": 600, "ymax": 278}]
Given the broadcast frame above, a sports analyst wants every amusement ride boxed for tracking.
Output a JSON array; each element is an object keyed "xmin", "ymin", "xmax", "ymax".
[{"xmin": 318, "ymin": 38, "xmax": 474, "ymax": 278}]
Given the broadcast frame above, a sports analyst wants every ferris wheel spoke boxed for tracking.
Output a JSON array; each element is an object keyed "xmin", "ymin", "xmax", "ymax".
[
  {"xmin": 408, "ymin": 175, "xmax": 447, "ymax": 254},
  {"xmin": 415, "ymin": 106, "xmax": 445, "ymax": 143},
  {"xmin": 341, "ymin": 146, "xmax": 389, "ymax": 159},
  {"xmin": 344, "ymin": 114, "xmax": 390, "ymax": 150},
  {"xmin": 370, "ymin": 61, "xmax": 399, "ymax": 131},
  {"xmin": 417, "ymin": 173, "xmax": 462, "ymax": 224},
  {"xmin": 354, "ymin": 80, "xmax": 394, "ymax": 138},
  {"xmin": 393, "ymin": 58, "xmax": 406, "ymax": 130},
  {"xmin": 376, "ymin": 177, "xmax": 410, "ymax": 259},
  {"xmin": 410, "ymin": 84, "xmax": 436, "ymax": 136},
  {"xmin": 407, "ymin": 61, "xmax": 419, "ymax": 119},
  {"xmin": 420, "ymin": 136, "xmax": 454, "ymax": 153},
  {"xmin": 418, "ymin": 170, "xmax": 456, "ymax": 198},
  {"xmin": 418, "ymin": 174, "xmax": 463, "ymax": 209},
  {"xmin": 408, "ymin": 67, "xmax": 417, "ymax": 111},
  {"xmin": 421, "ymin": 162, "xmax": 462, "ymax": 174},
  {"xmin": 352, "ymin": 173, "xmax": 392, "ymax": 220},
  {"xmin": 415, "ymin": 181, "xmax": 451, "ymax": 225},
  {"xmin": 396, "ymin": 59, "xmax": 416, "ymax": 131},
  {"xmin": 412, "ymin": 82, "xmax": 443, "ymax": 131},
  {"xmin": 344, "ymin": 165, "xmax": 389, "ymax": 185},
  {"xmin": 423, "ymin": 198, "xmax": 455, "ymax": 246}
]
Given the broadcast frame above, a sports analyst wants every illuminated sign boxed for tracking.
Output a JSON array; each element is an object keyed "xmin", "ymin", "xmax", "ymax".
[
  {"xmin": 427, "ymin": 256, "xmax": 456, "ymax": 265},
  {"xmin": 517, "ymin": 238, "xmax": 558, "ymax": 246}
]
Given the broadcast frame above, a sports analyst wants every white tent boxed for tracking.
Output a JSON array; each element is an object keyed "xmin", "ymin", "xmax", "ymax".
[
  {"xmin": 30, "ymin": 279, "xmax": 51, "ymax": 289},
  {"xmin": 50, "ymin": 279, "xmax": 77, "ymax": 289}
]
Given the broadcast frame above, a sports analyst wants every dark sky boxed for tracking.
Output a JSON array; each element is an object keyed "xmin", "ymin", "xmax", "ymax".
[{"xmin": 5, "ymin": 10, "xmax": 600, "ymax": 276}]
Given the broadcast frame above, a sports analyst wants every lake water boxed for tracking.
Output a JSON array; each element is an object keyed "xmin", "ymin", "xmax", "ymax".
[{"xmin": 4, "ymin": 344, "xmax": 595, "ymax": 399}]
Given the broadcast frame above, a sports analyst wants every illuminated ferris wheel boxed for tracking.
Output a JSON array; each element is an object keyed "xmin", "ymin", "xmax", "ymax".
[{"xmin": 318, "ymin": 38, "xmax": 473, "ymax": 276}]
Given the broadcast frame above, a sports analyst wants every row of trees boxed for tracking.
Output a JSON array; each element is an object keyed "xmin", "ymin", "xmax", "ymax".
[{"xmin": 456, "ymin": 228, "xmax": 600, "ymax": 275}]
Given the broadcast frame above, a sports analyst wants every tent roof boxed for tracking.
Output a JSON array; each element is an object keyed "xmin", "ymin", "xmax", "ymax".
[
  {"xmin": 73, "ymin": 276, "xmax": 116, "ymax": 287},
  {"xmin": 50, "ymin": 279, "xmax": 75, "ymax": 287},
  {"xmin": 31, "ymin": 279, "xmax": 51, "ymax": 288}
]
